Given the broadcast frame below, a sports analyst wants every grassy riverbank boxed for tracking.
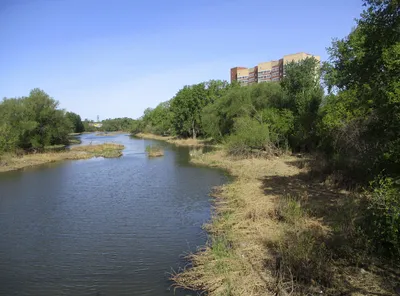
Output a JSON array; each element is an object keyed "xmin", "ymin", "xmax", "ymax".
[
  {"xmin": 134, "ymin": 133, "xmax": 216, "ymax": 147},
  {"xmin": 172, "ymin": 150, "xmax": 398, "ymax": 295},
  {"xmin": 0, "ymin": 143, "xmax": 124, "ymax": 173}
]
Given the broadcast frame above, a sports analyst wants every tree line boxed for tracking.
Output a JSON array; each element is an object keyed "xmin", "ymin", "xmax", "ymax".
[
  {"xmin": 132, "ymin": 58, "xmax": 324, "ymax": 154},
  {"xmin": 132, "ymin": 0, "xmax": 399, "ymax": 258},
  {"xmin": 88, "ymin": 117, "xmax": 135, "ymax": 132},
  {"xmin": 0, "ymin": 89, "xmax": 136, "ymax": 153}
]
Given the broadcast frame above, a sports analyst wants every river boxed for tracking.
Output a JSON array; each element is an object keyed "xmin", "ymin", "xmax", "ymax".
[{"xmin": 0, "ymin": 133, "xmax": 226, "ymax": 296}]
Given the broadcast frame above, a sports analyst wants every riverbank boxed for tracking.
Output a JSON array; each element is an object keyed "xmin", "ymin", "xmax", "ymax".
[
  {"xmin": 134, "ymin": 133, "xmax": 216, "ymax": 147},
  {"xmin": 0, "ymin": 143, "xmax": 124, "ymax": 173},
  {"xmin": 172, "ymin": 150, "xmax": 398, "ymax": 295}
]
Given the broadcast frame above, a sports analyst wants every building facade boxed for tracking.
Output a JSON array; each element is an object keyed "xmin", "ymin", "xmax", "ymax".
[{"xmin": 231, "ymin": 52, "xmax": 320, "ymax": 84}]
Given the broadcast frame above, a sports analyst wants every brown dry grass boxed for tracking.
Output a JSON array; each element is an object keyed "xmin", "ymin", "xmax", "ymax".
[
  {"xmin": 172, "ymin": 150, "xmax": 399, "ymax": 295},
  {"xmin": 135, "ymin": 133, "xmax": 216, "ymax": 147},
  {"xmin": 0, "ymin": 143, "xmax": 124, "ymax": 173},
  {"xmin": 146, "ymin": 145, "xmax": 164, "ymax": 157},
  {"xmin": 70, "ymin": 143, "xmax": 124, "ymax": 158}
]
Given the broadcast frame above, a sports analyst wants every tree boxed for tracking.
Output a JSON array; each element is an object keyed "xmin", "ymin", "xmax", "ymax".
[
  {"xmin": 101, "ymin": 117, "xmax": 135, "ymax": 132},
  {"xmin": 323, "ymin": 0, "xmax": 400, "ymax": 177},
  {"xmin": 0, "ymin": 89, "xmax": 71, "ymax": 151},
  {"xmin": 66, "ymin": 112, "xmax": 85, "ymax": 133},
  {"xmin": 170, "ymin": 81, "xmax": 230, "ymax": 139},
  {"xmin": 281, "ymin": 57, "xmax": 324, "ymax": 151}
]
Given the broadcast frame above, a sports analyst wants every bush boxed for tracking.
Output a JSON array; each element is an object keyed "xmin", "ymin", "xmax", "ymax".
[
  {"xmin": 226, "ymin": 117, "xmax": 271, "ymax": 156},
  {"xmin": 362, "ymin": 176, "xmax": 400, "ymax": 258},
  {"xmin": 276, "ymin": 195, "xmax": 333, "ymax": 290}
]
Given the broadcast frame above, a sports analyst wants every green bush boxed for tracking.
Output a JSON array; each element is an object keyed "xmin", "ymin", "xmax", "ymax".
[
  {"xmin": 363, "ymin": 176, "xmax": 400, "ymax": 258},
  {"xmin": 226, "ymin": 117, "xmax": 271, "ymax": 156}
]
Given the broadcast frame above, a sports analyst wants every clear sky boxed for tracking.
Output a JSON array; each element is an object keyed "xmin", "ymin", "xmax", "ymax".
[{"xmin": 1, "ymin": 0, "xmax": 364, "ymax": 120}]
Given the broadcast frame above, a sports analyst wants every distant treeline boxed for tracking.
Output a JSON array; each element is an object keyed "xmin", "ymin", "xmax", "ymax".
[
  {"xmin": 132, "ymin": 0, "xmax": 400, "ymax": 258},
  {"xmin": 0, "ymin": 89, "xmax": 135, "ymax": 153},
  {"xmin": 83, "ymin": 117, "xmax": 135, "ymax": 132}
]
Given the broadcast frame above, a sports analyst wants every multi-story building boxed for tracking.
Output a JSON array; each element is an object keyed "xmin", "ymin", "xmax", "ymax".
[
  {"xmin": 248, "ymin": 66, "xmax": 258, "ymax": 85},
  {"xmin": 231, "ymin": 52, "xmax": 320, "ymax": 84},
  {"xmin": 230, "ymin": 67, "xmax": 249, "ymax": 86}
]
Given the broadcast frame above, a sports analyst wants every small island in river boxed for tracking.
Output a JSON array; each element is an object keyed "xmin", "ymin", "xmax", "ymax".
[{"xmin": 0, "ymin": 143, "xmax": 124, "ymax": 173}]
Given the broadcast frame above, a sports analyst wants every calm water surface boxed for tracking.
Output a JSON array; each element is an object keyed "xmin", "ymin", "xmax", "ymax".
[{"xmin": 0, "ymin": 134, "xmax": 226, "ymax": 296}]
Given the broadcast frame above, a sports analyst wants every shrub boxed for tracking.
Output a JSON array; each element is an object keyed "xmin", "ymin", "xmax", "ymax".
[
  {"xmin": 226, "ymin": 117, "xmax": 271, "ymax": 156},
  {"xmin": 362, "ymin": 176, "xmax": 400, "ymax": 258},
  {"xmin": 276, "ymin": 195, "xmax": 333, "ymax": 290}
]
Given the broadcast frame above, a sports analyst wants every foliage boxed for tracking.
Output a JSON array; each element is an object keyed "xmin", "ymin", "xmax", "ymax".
[
  {"xmin": 226, "ymin": 117, "xmax": 271, "ymax": 156},
  {"xmin": 363, "ymin": 176, "xmax": 400, "ymax": 258},
  {"xmin": 66, "ymin": 111, "xmax": 85, "ymax": 133},
  {"xmin": 101, "ymin": 117, "xmax": 135, "ymax": 132},
  {"xmin": 82, "ymin": 119, "xmax": 97, "ymax": 132},
  {"xmin": 0, "ymin": 89, "xmax": 71, "ymax": 152},
  {"xmin": 322, "ymin": 0, "xmax": 400, "ymax": 179},
  {"xmin": 170, "ymin": 80, "xmax": 230, "ymax": 139},
  {"xmin": 131, "ymin": 80, "xmax": 231, "ymax": 138},
  {"xmin": 139, "ymin": 102, "xmax": 173, "ymax": 135},
  {"xmin": 281, "ymin": 57, "xmax": 323, "ymax": 151}
]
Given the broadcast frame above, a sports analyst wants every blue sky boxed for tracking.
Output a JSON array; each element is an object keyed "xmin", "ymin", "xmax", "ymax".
[{"xmin": 1, "ymin": 0, "xmax": 364, "ymax": 120}]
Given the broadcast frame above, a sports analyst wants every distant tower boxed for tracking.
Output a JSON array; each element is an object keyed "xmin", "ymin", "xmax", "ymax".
[{"xmin": 97, "ymin": 115, "xmax": 100, "ymax": 122}]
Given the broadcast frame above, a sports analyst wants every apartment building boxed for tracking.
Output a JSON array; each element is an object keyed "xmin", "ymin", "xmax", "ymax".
[
  {"xmin": 230, "ymin": 67, "xmax": 249, "ymax": 86},
  {"xmin": 230, "ymin": 52, "xmax": 320, "ymax": 84}
]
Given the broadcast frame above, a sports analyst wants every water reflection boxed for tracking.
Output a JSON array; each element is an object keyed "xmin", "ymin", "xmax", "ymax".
[{"xmin": 0, "ymin": 133, "xmax": 226, "ymax": 296}]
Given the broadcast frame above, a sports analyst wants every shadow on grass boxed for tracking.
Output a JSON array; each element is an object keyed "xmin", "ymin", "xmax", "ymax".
[{"xmin": 259, "ymin": 161, "xmax": 400, "ymax": 295}]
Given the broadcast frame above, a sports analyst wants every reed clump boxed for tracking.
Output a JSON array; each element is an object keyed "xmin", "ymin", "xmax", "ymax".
[{"xmin": 145, "ymin": 145, "xmax": 164, "ymax": 157}]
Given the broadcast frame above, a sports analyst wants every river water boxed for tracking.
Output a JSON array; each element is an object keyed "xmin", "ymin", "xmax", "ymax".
[{"xmin": 0, "ymin": 134, "xmax": 226, "ymax": 296}]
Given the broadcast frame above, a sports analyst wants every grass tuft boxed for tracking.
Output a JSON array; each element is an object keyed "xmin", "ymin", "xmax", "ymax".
[
  {"xmin": 145, "ymin": 145, "xmax": 164, "ymax": 157},
  {"xmin": 71, "ymin": 143, "xmax": 124, "ymax": 158}
]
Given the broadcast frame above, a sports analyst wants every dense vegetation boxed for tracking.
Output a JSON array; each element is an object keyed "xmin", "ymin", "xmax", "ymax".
[
  {"xmin": 66, "ymin": 111, "xmax": 84, "ymax": 133},
  {"xmin": 133, "ymin": 0, "xmax": 399, "ymax": 259},
  {"xmin": 132, "ymin": 60, "xmax": 323, "ymax": 154},
  {"xmin": 0, "ymin": 87, "xmax": 136, "ymax": 155},
  {"xmin": 0, "ymin": 89, "xmax": 78, "ymax": 152},
  {"xmin": 101, "ymin": 117, "xmax": 135, "ymax": 132},
  {"xmin": 82, "ymin": 117, "xmax": 135, "ymax": 132}
]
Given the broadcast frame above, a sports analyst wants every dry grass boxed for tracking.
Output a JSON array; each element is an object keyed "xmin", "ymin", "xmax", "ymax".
[
  {"xmin": 172, "ymin": 150, "xmax": 399, "ymax": 295},
  {"xmin": 0, "ymin": 143, "xmax": 124, "ymax": 173},
  {"xmin": 145, "ymin": 145, "xmax": 164, "ymax": 157},
  {"xmin": 135, "ymin": 133, "xmax": 216, "ymax": 147},
  {"xmin": 95, "ymin": 131, "xmax": 127, "ymax": 136},
  {"xmin": 70, "ymin": 143, "xmax": 124, "ymax": 158}
]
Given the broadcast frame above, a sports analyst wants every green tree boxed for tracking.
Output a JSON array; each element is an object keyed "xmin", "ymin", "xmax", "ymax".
[
  {"xmin": 323, "ymin": 0, "xmax": 400, "ymax": 177},
  {"xmin": 170, "ymin": 80, "xmax": 230, "ymax": 139},
  {"xmin": 140, "ymin": 102, "xmax": 173, "ymax": 135},
  {"xmin": 66, "ymin": 112, "xmax": 85, "ymax": 133},
  {"xmin": 281, "ymin": 57, "xmax": 323, "ymax": 151},
  {"xmin": 24, "ymin": 89, "xmax": 71, "ymax": 148},
  {"xmin": 102, "ymin": 117, "xmax": 135, "ymax": 132},
  {"xmin": 0, "ymin": 89, "xmax": 71, "ymax": 151}
]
